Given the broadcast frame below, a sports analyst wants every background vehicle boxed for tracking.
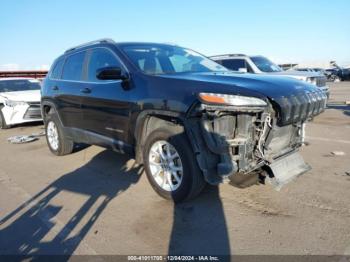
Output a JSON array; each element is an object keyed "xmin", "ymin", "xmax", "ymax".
[
  {"xmin": 42, "ymin": 39, "xmax": 327, "ymax": 202},
  {"xmin": 295, "ymin": 68, "xmax": 317, "ymax": 73},
  {"xmin": 295, "ymin": 68, "xmax": 338, "ymax": 82},
  {"xmin": 311, "ymin": 68, "xmax": 327, "ymax": 75},
  {"xmin": 0, "ymin": 78, "xmax": 42, "ymax": 129},
  {"xmin": 325, "ymin": 68, "xmax": 350, "ymax": 82},
  {"xmin": 210, "ymin": 54, "xmax": 329, "ymax": 96},
  {"xmin": 325, "ymin": 69, "xmax": 341, "ymax": 82},
  {"xmin": 293, "ymin": 64, "xmax": 350, "ymax": 82}
]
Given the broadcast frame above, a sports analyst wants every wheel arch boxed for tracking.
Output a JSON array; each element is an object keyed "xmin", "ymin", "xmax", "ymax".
[
  {"xmin": 41, "ymin": 99, "xmax": 63, "ymax": 126},
  {"xmin": 133, "ymin": 110, "xmax": 186, "ymax": 163}
]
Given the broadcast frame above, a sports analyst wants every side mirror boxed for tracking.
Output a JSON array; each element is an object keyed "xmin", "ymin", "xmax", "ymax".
[
  {"xmin": 96, "ymin": 67, "xmax": 127, "ymax": 80},
  {"xmin": 238, "ymin": 68, "xmax": 248, "ymax": 73}
]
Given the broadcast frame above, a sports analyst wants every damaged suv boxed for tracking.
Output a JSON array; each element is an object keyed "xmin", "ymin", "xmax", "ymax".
[{"xmin": 42, "ymin": 39, "xmax": 327, "ymax": 202}]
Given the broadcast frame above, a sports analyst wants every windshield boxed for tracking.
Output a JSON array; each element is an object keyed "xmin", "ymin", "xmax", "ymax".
[
  {"xmin": 250, "ymin": 56, "xmax": 283, "ymax": 72},
  {"xmin": 120, "ymin": 44, "xmax": 228, "ymax": 75},
  {"xmin": 0, "ymin": 79, "xmax": 41, "ymax": 93}
]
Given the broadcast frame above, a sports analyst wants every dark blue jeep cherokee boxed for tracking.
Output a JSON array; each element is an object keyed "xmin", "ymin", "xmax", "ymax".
[{"xmin": 42, "ymin": 39, "xmax": 327, "ymax": 202}]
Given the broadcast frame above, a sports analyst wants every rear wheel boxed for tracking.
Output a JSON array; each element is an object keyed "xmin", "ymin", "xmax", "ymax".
[
  {"xmin": 45, "ymin": 112, "xmax": 74, "ymax": 156},
  {"xmin": 0, "ymin": 109, "xmax": 10, "ymax": 129},
  {"xmin": 143, "ymin": 128, "xmax": 206, "ymax": 202}
]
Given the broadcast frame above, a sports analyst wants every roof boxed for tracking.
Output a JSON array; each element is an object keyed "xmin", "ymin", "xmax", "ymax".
[
  {"xmin": 64, "ymin": 39, "xmax": 180, "ymax": 54},
  {"xmin": 65, "ymin": 38, "xmax": 116, "ymax": 53},
  {"xmin": 115, "ymin": 42, "xmax": 178, "ymax": 46},
  {"xmin": 210, "ymin": 54, "xmax": 247, "ymax": 59}
]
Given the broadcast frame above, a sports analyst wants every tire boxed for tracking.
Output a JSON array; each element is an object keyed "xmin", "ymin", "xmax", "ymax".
[
  {"xmin": 334, "ymin": 76, "xmax": 341, "ymax": 83},
  {"xmin": 143, "ymin": 127, "xmax": 206, "ymax": 202},
  {"xmin": 0, "ymin": 109, "xmax": 10, "ymax": 129},
  {"xmin": 45, "ymin": 111, "xmax": 74, "ymax": 156}
]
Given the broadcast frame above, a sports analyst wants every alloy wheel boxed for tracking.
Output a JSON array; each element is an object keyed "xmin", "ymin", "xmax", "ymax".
[
  {"xmin": 47, "ymin": 121, "xmax": 59, "ymax": 151},
  {"xmin": 148, "ymin": 140, "xmax": 183, "ymax": 191}
]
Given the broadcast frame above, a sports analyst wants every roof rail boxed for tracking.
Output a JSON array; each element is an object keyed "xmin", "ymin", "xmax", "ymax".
[
  {"xmin": 210, "ymin": 54, "xmax": 246, "ymax": 58},
  {"xmin": 65, "ymin": 38, "xmax": 116, "ymax": 53}
]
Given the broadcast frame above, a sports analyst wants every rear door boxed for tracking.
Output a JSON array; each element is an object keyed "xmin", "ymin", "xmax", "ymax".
[
  {"xmin": 80, "ymin": 47, "xmax": 131, "ymax": 142},
  {"xmin": 53, "ymin": 51, "xmax": 87, "ymax": 129}
]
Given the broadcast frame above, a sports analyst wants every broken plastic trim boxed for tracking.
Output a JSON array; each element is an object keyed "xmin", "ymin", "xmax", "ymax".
[
  {"xmin": 7, "ymin": 131, "xmax": 45, "ymax": 144},
  {"xmin": 7, "ymin": 135, "xmax": 38, "ymax": 144}
]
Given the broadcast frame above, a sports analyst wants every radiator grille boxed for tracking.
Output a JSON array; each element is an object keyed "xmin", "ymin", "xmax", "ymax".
[{"xmin": 274, "ymin": 90, "xmax": 327, "ymax": 126}]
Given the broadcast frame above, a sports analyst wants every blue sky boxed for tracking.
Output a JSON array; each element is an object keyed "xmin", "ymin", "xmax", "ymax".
[{"xmin": 0, "ymin": 0, "xmax": 349, "ymax": 70}]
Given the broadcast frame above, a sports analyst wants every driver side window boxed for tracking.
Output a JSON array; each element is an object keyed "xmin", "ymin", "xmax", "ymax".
[
  {"xmin": 87, "ymin": 48, "xmax": 122, "ymax": 81},
  {"xmin": 222, "ymin": 59, "xmax": 246, "ymax": 71}
]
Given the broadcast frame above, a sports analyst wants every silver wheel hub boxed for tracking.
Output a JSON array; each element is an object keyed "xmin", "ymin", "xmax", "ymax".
[
  {"xmin": 47, "ymin": 121, "xmax": 59, "ymax": 151},
  {"xmin": 148, "ymin": 140, "xmax": 183, "ymax": 192}
]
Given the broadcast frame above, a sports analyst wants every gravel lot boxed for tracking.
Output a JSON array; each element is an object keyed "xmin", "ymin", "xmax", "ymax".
[{"xmin": 0, "ymin": 82, "xmax": 349, "ymax": 258}]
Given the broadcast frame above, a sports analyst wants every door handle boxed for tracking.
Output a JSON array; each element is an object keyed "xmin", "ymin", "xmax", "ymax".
[
  {"xmin": 80, "ymin": 88, "xmax": 91, "ymax": 94},
  {"xmin": 52, "ymin": 86, "xmax": 59, "ymax": 91}
]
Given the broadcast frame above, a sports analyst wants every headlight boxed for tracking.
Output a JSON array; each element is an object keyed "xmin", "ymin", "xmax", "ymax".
[
  {"xmin": 199, "ymin": 93, "xmax": 267, "ymax": 107},
  {"xmin": 306, "ymin": 77, "xmax": 317, "ymax": 85},
  {"xmin": 4, "ymin": 99, "xmax": 28, "ymax": 107}
]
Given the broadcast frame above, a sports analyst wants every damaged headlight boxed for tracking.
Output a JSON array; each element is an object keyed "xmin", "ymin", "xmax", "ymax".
[
  {"xmin": 4, "ymin": 99, "xmax": 28, "ymax": 107},
  {"xmin": 199, "ymin": 93, "xmax": 267, "ymax": 107}
]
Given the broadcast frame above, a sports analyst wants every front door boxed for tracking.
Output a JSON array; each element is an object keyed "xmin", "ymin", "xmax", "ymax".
[{"xmin": 80, "ymin": 47, "xmax": 131, "ymax": 143}]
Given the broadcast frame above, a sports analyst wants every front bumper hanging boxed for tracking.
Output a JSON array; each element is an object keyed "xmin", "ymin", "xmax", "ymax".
[{"xmin": 265, "ymin": 152, "xmax": 311, "ymax": 191}]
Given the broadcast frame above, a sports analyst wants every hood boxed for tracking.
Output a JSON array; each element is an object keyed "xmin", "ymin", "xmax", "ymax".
[
  {"xmin": 145, "ymin": 71, "xmax": 326, "ymax": 126},
  {"xmin": 0, "ymin": 90, "xmax": 41, "ymax": 102},
  {"xmin": 157, "ymin": 71, "xmax": 318, "ymax": 100},
  {"xmin": 269, "ymin": 70, "xmax": 322, "ymax": 79}
]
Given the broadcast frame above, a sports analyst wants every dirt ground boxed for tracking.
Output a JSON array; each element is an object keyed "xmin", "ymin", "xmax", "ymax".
[{"xmin": 0, "ymin": 82, "xmax": 349, "ymax": 258}]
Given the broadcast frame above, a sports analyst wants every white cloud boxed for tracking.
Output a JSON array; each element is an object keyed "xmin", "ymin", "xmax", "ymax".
[
  {"xmin": 0, "ymin": 64, "xmax": 51, "ymax": 71},
  {"xmin": 34, "ymin": 64, "xmax": 50, "ymax": 71},
  {"xmin": 0, "ymin": 63, "xmax": 20, "ymax": 71}
]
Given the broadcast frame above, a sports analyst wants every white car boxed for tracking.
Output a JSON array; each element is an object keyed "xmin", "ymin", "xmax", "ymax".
[
  {"xmin": 210, "ymin": 54, "xmax": 330, "ymax": 97},
  {"xmin": 0, "ymin": 78, "xmax": 42, "ymax": 129}
]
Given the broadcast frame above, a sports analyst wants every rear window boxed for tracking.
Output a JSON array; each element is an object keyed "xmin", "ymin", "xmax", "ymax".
[
  {"xmin": 62, "ymin": 51, "xmax": 86, "ymax": 81},
  {"xmin": 50, "ymin": 58, "xmax": 65, "ymax": 79},
  {"xmin": 0, "ymin": 79, "xmax": 41, "ymax": 92}
]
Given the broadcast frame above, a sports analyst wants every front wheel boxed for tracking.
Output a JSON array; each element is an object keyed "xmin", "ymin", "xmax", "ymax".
[{"xmin": 143, "ymin": 128, "xmax": 206, "ymax": 202}]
